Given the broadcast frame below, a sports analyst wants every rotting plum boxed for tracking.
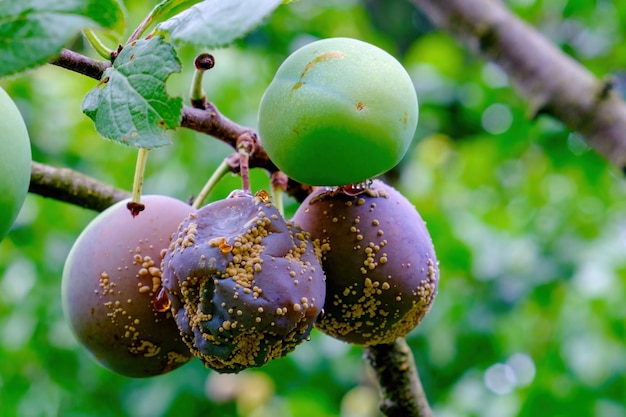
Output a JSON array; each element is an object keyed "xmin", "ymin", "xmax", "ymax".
[
  {"xmin": 62, "ymin": 195, "xmax": 195, "ymax": 377},
  {"xmin": 0, "ymin": 86, "xmax": 31, "ymax": 242},
  {"xmin": 258, "ymin": 37, "xmax": 418, "ymax": 186},
  {"xmin": 292, "ymin": 180, "xmax": 439, "ymax": 346},
  {"xmin": 161, "ymin": 190, "xmax": 326, "ymax": 373}
]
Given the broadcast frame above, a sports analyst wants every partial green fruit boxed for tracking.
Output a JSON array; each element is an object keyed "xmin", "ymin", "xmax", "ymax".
[
  {"xmin": 258, "ymin": 37, "xmax": 418, "ymax": 186},
  {"xmin": 0, "ymin": 86, "xmax": 31, "ymax": 241}
]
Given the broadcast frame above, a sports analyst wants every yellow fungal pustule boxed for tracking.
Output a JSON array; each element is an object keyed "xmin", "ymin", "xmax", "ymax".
[
  {"xmin": 161, "ymin": 190, "xmax": 326, "ymax": 373},
  {"xmin": 292, "ymin": 180, "xmax": 439, "ymax": 346}
]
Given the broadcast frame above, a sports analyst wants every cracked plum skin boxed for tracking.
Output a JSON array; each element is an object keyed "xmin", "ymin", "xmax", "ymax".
[
  {"xmin": 258, "ymin": 37, "xmax": 418, "ymax": 186},
  {"xmin": 161, "ymin": 191, "xmax": 326, "ymax": 373},
  {"xmin": 62, "ymin": 195, "xmax": 195, "ymax": 378},
  {"xmin": 292, "ymin": 180, "xmax": 439, "ymax": 346}
]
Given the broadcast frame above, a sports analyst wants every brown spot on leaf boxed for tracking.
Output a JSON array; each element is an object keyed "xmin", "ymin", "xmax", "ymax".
[{"xmin": 97, "ymin": 76, "xmax": 110, "ymax": 89}]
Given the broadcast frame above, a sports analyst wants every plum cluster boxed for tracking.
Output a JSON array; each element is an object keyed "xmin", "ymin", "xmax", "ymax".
[
  {"xmin": 61, "ymin": 37, "xmax": 439, "ymax": 378},
  {"xmin": 62, "ymin": 191, "xmax": 328, "ymax": 376},
  {"xmin": 257, "ymin": 38, "xmax": 439, "ymax": 346},
  {"xmin": 62, "ymin": 183, "xmax": 438, "ymax": 377}
]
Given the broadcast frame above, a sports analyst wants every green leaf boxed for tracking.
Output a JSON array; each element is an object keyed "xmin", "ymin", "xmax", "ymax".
[
  {"xmin": 155, "ymin": 0, "xmax": 282, "ymax": 48},
  {"xmin": 0, "ymin": 0, "xmax": 125, "ymax": 78},
  {"xmin": 82, "ymin": 36, "xmax": 183, "ymax": 148}
]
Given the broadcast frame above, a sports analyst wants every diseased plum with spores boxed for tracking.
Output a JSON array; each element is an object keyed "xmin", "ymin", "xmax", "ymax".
[
  {"xmin": 292, "ymin": 180, "xmax": 439, "ymax": 346},
  {"xmin": 62, "ymin": 195, "xmax": 195, "ymax": 377},
  {"xmin": 162, "ymin": 190, "xmax": 326, "ymax": 373}
]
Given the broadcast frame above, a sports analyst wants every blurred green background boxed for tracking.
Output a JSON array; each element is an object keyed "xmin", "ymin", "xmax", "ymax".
[{"xmin": 1, "ymin": 0, "xmax": 625, "ymax": 416}]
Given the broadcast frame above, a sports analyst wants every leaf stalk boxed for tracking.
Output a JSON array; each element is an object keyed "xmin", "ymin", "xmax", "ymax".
[
  {"xmin": 192, "ymin": 158, "xmax": 232, "ymax": 209},
  {"xmin": 83, "ymin": 29, "xmax": 115, "ymax": 60},
  {"xmin": 127, "ymin": 147, "xmax": 150, "ymax": 217}
]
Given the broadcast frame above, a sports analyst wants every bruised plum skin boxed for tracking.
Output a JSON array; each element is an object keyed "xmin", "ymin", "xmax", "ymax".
[
  {"xmin": 292, "ymin": 180, "xmax": 439, "ymax": 346},
  {"xmin": 161, "ymin": 191, "xmax": 326, "ymax": 373},
  {"xmin": 62, "ymin": 195, "xmax": 195, "ymax": 377}
]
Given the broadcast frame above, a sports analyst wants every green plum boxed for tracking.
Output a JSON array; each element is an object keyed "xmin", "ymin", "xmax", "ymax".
[
  {"xmin": 258, "ymin": 37, "xmax": 418, "ymax": 186},
  {"xmin": 0, "ymin": 86, "xmax": 31, "ymax": 241}
]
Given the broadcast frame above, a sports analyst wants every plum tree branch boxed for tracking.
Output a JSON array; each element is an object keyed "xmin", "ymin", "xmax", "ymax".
[
  {"xmin": 365, "ymin": 338, "xmax": 433, "ymax": 417},
  {"xmin": 29, "ymin": 162, "xmax": 130, "ymax": 211},
  {"xmin": 51, "ymin": 50, "xmax": 260, "ymax": 156},
  {"xmin": 410, "ymin": 0, "xmax": 626, "ymax": 172},
  {"xmin": 50, "ymin": 48, "xmax": 111, "ymax": 79},
  {"xmin": 48, "ymin": 49, "xmax": 312, "ymax": 203}
]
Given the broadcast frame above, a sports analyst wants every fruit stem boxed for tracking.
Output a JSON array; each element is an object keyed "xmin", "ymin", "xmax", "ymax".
[
  {"xmin": 239, "ymin": 150, "xmax": 251, "ymax": 194},
  {"xmin": 237, "ymin": 133, "xmax": 256, "ymax": 194},
  {"xmin": 271, "ymin": 186, "xmax": 285, "ymax": 216},
  {"xmin": 127, "ymin": 147, "xmax": 150, "ymax": 217},
  {"xmin": 271, "ymin": 171, "xmax": 288, "ymax": 216},
  {"xmin": 127, "ymin": 14, "xmax": 152, "ymax": 44},
  {"xmin": 192, "ymin": 158, "xmax": 231, "ymax": 209},
  {"xmin": 190, "ymin": 53, "xmax": 215, "ymax": 109},
  {"xmin": 83, "ymin": 29, "xmax": 115, "ymax": 60},
  {"xmin": 126, "ymin": 0, "xmax": 199, "ymax": 44}
]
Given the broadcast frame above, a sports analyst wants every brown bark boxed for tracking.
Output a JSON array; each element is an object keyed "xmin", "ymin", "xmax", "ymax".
[
  {"xmin": 29, "ymin": 162, "xmax": 130, "ymax": 211},
  {"xmin": 411, "ymin": 0, "xmax": 626, "ymax": 171},
  {"xmin": 365, "ymin": 338, "xmax": 434, "ymax": 417}
]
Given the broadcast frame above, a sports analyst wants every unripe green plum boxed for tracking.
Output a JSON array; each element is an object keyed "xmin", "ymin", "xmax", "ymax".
[
  {"xmin": 0, "ymin": 86, "xmax": 31, "ymax": 241},
  {"xmin": 62, "ymin": 195, "xmax": 195, "ymax": 377},
  {"xmin": 258, "ymin": 37, "xmax": 418, "ymax": 186}
]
